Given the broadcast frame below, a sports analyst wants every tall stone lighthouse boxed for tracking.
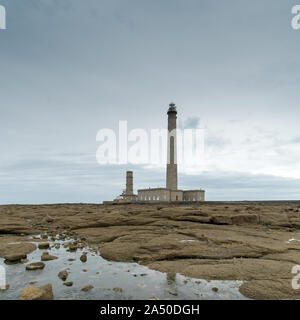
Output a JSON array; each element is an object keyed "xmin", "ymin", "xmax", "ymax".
[{"xmin": 166, "ymin": 103, "xmax": 178, "ymax": 190}]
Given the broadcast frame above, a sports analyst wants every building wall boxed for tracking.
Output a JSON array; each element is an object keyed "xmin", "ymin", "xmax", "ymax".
[
  {"xmin": 138, "ymin": 189, "xmax": 170, "ymax": 202},
  {"xmin": 123, "ymin": 194, "xmax": 138, "ymax": 201},
  {"xmin": 183, "ymin": 190, "xmax": 205, "ymax": 201},
  {"xmin": 137, "ymin": 189, "xmax": 205, "ymax": 202},
  {"xmin": 170, "ymin": 190, "xmax": 183, "ymax": 201}
]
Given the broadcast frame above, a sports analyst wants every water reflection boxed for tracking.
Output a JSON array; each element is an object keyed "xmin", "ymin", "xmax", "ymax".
[{"xmin": 0, "ymin": 235, "xmax": 248, "ymax": 300}]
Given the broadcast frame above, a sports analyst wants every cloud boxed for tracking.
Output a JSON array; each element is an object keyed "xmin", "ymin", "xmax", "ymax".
[
  {"xmin": 184, "ymin": 117, "xmax": 200, "ymax": 129},
  {"xmin": 180, "ymin": 171, "xmax": 300, "ymax": 201},
  {"xmin": 289, "ymin": 136, "xmax": 300, "ymax": 144},
  {"xmin": 0, "ymin": 150, "xmax": 299, "ymax": 204},
  {"xmin": 0, "ymin": 0, "xmax": 300, "ymax": 203},
  {"xmin": 205, "ymin": 132, "xmax": 231, "ymax": 150}
]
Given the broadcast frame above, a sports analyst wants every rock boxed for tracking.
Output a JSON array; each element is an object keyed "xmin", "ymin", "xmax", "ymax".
[
  {"xmin": 0, "ymin": 284, "xmax": 9, "ymax": 291},
  {"xmin": 19, "ymin": 284, "xmax": 54, "ymax": 300},
  {"xmin": 231, "ymin": 214, "xmax": 259, "ymax": 225},
  {"xmin": 58, "ymin": 270, "xmax": 68, "ymax": 281},
  {"xmin": 81, "ymin": 285, "xmax": 94, "ymax": 292},
  {"xmin": 41, "ymin": 234, "xmax": 48, "ymax": 239},
  {"xmin": 38, "ymin": 242, "xmax": 50, "ymax": 250},
  {"xmin": 41, "ymin": 252, "xmax": 58, "ymax": 261},
  {"xmin": 68, "ymin": 258, "xmax": 76, "ymax": 262},
  {"xmin": 68, "ymin": 243, "xmax": 77, "ymax": 251},
  {"xmin": 82, "ymin": 269, "xmax": 87, "ymax": 272},
  {"xmin": 44, "ymin": 215, "xmax": 54, "ymax": 223},
  {"xmin": 80, "ymin": 253, "xmax": 87, "ymax": 263},
  {"xmin": 4, "ymin": 202, "xmax": 300, "ymax": 300},
  {"xmin": 26, "ymin": 262, "xmax": 45, "ymax": 270},
  {"xmin": 167, "ymin": 272, "xmax": 176, "ymax": 283},
  {"xmin": 55, "ymin": 243, "xmax": 60, "ymax": 249},
  {"xmin": 63, "ymin": 282, "xmax": 73, "ymax": 287},
  {"xmin": 113, "ymin": 287, "xmax": 123, "ymax": 293},
  {"xmin": 210, "ymin": 216, "xmax": 232, "ymax": 225},
  {"xmin": 63, "ymin": 243, "xmax": 69, "ymax": 248},
  {"xmin": 239, "ymin": 279, "xmax": 300, "ymax": 300},
  {"xmin": 1, "ymin": 243, "xmax": 36, "ymax": 263},
  {"xmin": 212, "ymin": 287, "xmax": 219, "ymax": 292},
  {"xmin": 4, "ymin": 253, "xmax": 27, "ymax": 264}
]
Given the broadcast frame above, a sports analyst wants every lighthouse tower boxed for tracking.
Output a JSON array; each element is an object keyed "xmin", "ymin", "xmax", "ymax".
[{"xmin": 166, "ymin": 102, "xmax": 178, "ymax": 190}]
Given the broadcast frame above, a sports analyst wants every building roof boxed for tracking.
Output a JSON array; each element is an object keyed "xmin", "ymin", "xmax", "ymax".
[{"xmin": 137, "ymin": 188, "xmax": 184, "ymax": 192}]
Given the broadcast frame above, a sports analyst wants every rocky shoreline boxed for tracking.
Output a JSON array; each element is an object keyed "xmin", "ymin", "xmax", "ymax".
[{"xmin": 1, "ymin": 202, "xmax": 300, "ymax": 299}]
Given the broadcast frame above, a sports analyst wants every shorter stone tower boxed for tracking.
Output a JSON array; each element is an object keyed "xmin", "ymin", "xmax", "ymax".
[
  {"xmin": 110, "ymin": 171, "xmax": 137, "ymax": 203},
  {"xmin": 126, "ymin": 171, "xmax": 133, "ymax": 195}
]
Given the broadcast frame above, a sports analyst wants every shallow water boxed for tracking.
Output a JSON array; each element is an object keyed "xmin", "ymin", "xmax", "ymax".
[
  {"xmin": 0, "ymin": 235, "xmax": 248, "ymax": 300},
  {"xmin": 286, "ymin": 231, "xmax": 300, "ymax": 244}
]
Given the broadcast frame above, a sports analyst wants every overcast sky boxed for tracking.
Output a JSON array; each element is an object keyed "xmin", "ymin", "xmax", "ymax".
[{"xmin": 0, "ymin": 0, "xmax": 300, "ymax": 204}]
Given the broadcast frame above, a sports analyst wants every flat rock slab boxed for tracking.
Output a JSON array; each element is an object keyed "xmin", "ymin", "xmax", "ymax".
[
  {"xmin": 41, "ymin": 252, "xmax": 58, "ymax": 261},
  {"xmin": 146, "ymin": 258, "xmax": 295, "ymax": 281},
  {"xmin": 0, "ymin": 243, "xmax": 36, "ymax": 260},
  {"xmin": 4, "ymin": 253, "xmax": 27, "ymax": 264},
  {"xmin": 2, "ymin": 202, "xmax": 300, "ymax": 299},
  {"xmin": 239, "ymin": 279, "xmax": 300, "ymax": 300},
  {"xmin": 19, "ymin": 284, "xmax": 54, "ymax": 300},
  {"xmin": 26, "ymin": 262, "xmax": 45, "ymax": 270},
  {"xmin": 38, "ymin": 242, "xmax": 50, "ymax": 249}
]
